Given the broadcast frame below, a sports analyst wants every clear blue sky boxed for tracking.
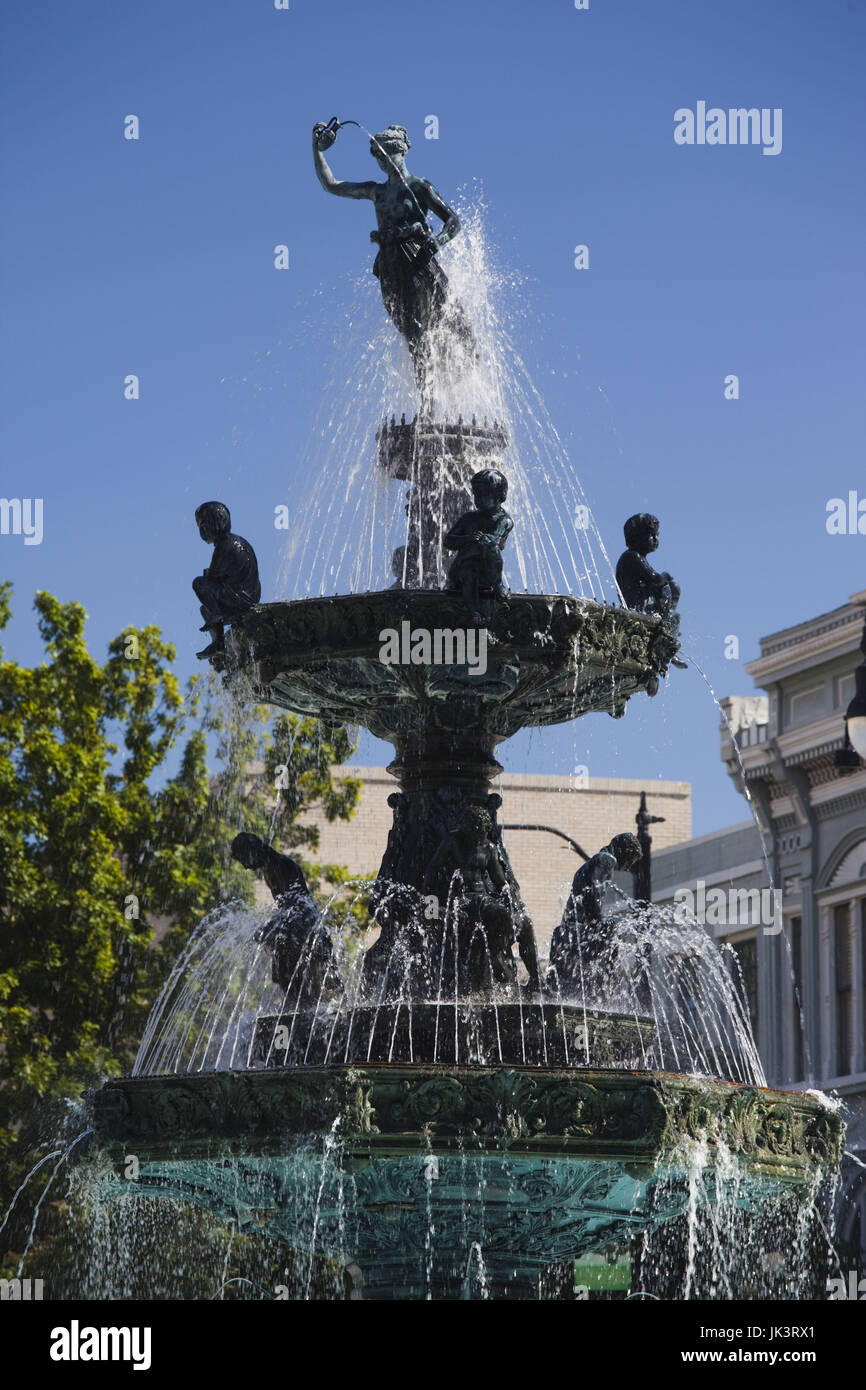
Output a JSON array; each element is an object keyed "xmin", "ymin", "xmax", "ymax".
[{"xmin": 1, "ymin": 0, "xmax": 864, "ymax": 836}]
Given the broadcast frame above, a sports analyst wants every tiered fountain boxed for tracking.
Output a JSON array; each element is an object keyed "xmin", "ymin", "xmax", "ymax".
[{"xmin": 86, "ymin": 121, "xmax": 842, "ymax": 1300}]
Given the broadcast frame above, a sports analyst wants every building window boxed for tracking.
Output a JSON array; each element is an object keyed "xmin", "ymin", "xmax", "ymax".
[
  {"xmin": 835, "ymin": 672, "xmax": 856, "ymax": 710},
  {"xmin": 729, "ymin": 936, "xmax": 758, "ymax": 1048},
  {"xmin": 791, "ymin": 916, "xmax": 803, "ymax": 1081},
  {"xmin": 788, "ymin": 684, "xmax": 827, "ymax": 726},
  {"xmin": 835, "ymin": 903, "xmax": 853, "ymax": 1077}
]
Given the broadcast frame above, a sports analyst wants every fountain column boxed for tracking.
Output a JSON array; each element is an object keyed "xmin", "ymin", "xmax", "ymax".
[{"xmin": 378, "ymin": 414, "xmax": 509, "ymax": 587}]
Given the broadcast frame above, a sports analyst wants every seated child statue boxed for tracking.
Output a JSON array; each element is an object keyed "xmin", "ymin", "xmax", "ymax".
[
  {"xmin": 615, "ymin": 513, "xmax": 680, "ymax": 637},
  {"xmin": 193, "ymin": 502, "xmax": 261, "ymax": 660},
  {"xmin": 547, "ymin": 832, "xmax": 642, "ymax": 998},
  {"xmin": 230, "ymin": 832, "xmax": 342, "ymax": 1004},
  {"xmin": 444, "ymin": 468, "xmax": 512, "ymax": 624}
]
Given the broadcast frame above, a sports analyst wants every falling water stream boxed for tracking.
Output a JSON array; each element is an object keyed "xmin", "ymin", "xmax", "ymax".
[{"xmin": 281, "ymin": 200, "xmax": 618, "ymax": 603}]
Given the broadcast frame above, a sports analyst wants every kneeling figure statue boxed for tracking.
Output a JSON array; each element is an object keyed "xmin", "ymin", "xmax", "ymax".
[
  {"xmin": 231, "ymin": 833, "xmax": 342, "ymax": 1006},
  {"xmin": 548, "ymin": 833, "xmax": 642, "ymax": 999}
]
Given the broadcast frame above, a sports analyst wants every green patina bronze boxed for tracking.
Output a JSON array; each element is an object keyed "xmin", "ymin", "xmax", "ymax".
[
  {"xmin": 92, "ymin": 1065, "xmax": 842, "ymax": 1174},
  {"xmin": 87, "ymin": 1066, "xmax": 842, "ymax": 1298}
]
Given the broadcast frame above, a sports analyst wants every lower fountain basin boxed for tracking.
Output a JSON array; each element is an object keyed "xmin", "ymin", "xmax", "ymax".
[{"xmin": 86, "ymin": 1065, "xmax": 842, "ymax": 1299}]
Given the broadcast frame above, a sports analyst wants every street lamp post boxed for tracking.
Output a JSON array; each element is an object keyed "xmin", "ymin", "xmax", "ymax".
[{"xmin": 633, "ymin": 791, "xmax": 664, "ymax": 904}]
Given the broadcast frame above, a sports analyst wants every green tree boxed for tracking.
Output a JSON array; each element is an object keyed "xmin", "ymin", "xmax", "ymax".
[{"xmin": 0, "ymin": 585, "xmax": 361, "ymax": 1248}]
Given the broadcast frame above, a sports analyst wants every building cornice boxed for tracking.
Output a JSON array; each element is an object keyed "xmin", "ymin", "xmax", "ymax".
[
  {"xmin": 727, "ymin": 718, "xmax": 866, "ymax": 781},
  {"xmin": 776, "ymin": 717, "xmax": 851, "ymax": 765},
  {"xmin": 745, "ymin": 597, "xmax": 866, "ymax": 684},
  {"xmin": 813, "ymin": 785, "xmax": 866, "ymax": 822}
]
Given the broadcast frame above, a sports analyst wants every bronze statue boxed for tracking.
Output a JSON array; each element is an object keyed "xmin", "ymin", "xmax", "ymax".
[
  {"xmin": 615, "ymin": 513, "xmax": 686, "ymax": 690},
  {"xmin": 230, "ymin": 833, "xmax": 341, "ymax": 1005},
  {"xmin": 615, "ymin": 513, "xmax": 681, "ymax": 633},
  {"xmin": 547, "ymin": 833, "xmax": 642, "ymax": 997},
  {"xmin": 425, "ymin": 807, "xmax": 539, "ymax": 994},
  {"xmin": 193, "ymin": 502, "xmax": 260, "ymax": 661},
  {"xmin": 312, "ymin": 120, "xmax": 473, "ymax": 389},
  {"xmin": 444, "ymin": 469, "xmax": 512, "ymax": 623}
]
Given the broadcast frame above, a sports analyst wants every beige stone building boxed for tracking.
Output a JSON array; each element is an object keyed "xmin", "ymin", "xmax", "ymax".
[{"xmin": 306, "ymin": 766, "xmax": 691, "ymax": 952}]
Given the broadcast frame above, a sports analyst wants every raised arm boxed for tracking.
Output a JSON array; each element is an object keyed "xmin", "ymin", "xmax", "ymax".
[
  {"xmin": 313, "ymin": 126, "xmax": 377, "ymax": 201},
  {"xmin": 588, "ymin": 851, "xmax": 618, "ymax": 885}
]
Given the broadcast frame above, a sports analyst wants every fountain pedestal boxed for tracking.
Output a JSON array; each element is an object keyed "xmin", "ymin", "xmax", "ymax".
[
  {"xmin": 227, "ymin": 587, "xmax": 679, "ymax": 996},
  {"xmin": 378, "ymin": 415, "xmax": 508, "ymax": 586}
]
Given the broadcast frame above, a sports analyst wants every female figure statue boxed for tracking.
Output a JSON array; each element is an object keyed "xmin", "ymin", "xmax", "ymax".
[{"xmin": 312, "ymin": 121, "xmax": 473, "ymax": 390}]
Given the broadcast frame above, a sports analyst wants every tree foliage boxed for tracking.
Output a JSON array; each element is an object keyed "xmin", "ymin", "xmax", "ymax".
[{"xmin": 0, "ymin": 584, "xmax": 361, "ymax": 1236}]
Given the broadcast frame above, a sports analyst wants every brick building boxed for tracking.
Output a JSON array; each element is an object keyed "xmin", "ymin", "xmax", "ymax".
[{"xmin": 305, "ymin": 766, "xmax": 691, "ymax": 952}]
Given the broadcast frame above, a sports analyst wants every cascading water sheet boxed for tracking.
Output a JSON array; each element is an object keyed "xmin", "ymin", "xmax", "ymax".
[{"xmin": 281, "ymin": 203, "xmax": 619, "ymax": 604}]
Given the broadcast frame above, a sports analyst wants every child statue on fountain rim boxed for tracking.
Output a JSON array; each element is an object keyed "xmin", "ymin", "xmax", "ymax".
[
  {"xmin": 230, "ymin": 832, "xmax": 341, "ymax": 1004},
  {"xmin": 444, "ymin": 468, "xmax": 512, "ymax": 625},
  {"xmin": 193, "ymin": 501, "xmax": 261, "ymax": 660},
  {"xmin": 615, "ymin": 512, "xmax": 686, "ymax": 688},
  {"xmin": 615, "ymin": 513, "xmax": 681, "ymax": 636}
]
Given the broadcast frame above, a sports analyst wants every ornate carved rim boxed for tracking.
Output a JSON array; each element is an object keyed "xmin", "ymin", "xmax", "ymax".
[
  {"xmin": 224, "ymin": 592, "xmax": 679, "ymax": 730},
  {"xmin": 89, "ymin": 1064, "xmax": 842, "ymax": 1178}
]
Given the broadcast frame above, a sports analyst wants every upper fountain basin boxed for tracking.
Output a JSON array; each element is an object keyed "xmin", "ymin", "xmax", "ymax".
[{"xmin": 225, "ymin": 591, "xmax": 679, "ymax": 739}]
